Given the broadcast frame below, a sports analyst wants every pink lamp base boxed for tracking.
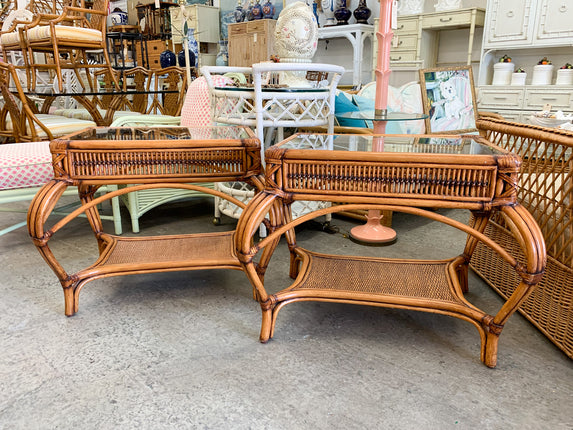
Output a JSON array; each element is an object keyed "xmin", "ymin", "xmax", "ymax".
[{"xmin": 350, "ymin": 210, "xmax": 396, "ymax": 244}]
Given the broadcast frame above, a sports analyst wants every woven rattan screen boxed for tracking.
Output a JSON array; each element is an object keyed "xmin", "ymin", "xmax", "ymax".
[{"xmin": 473, "ymin": 117, "xmax": 573, "ymax": 359}]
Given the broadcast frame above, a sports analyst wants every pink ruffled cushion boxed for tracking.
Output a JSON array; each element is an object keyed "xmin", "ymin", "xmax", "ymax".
[
  {"xmin": 180, "ymin": 75, "xmax": 233, "ymax": 127},
  {"xmin": 0, "ymin": 141, "xmax": 52, "ymax": 190}
]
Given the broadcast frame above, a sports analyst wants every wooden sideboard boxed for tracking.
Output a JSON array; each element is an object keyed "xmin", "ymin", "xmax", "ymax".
[{"xmin": 228, "ymin": 19, "xmax": 276, "ymax": 67}]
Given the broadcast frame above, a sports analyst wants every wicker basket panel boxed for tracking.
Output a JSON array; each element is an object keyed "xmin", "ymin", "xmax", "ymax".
[
  {"xmin": 284, "ymin": 160, "xmax": 496, "ymax": 200},
  {"xmin": 66, "ymin": 149, "xmax": 247, "ymax": 180},
  {"xmin": 471, "ymin": 220, "xmax": 573, "ymax": 359}
]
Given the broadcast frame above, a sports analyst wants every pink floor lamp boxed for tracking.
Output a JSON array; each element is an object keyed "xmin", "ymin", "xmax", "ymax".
[{"xmin": 350, "ymin": 0, "xmax": 397, "ymax": 244}]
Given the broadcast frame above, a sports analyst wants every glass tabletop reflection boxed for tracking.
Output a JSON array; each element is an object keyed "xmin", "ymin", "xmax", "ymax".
[
  {"xmin": 60, "ymin": 126, "xmax": 253, "ymax": 142},
  {"xmin": 337, "ymin": 111, "xmax": 428, "ymax": 122},
  {"xmin": 275, "ymin": 133, "xmax": 506, "ymax": 156}
]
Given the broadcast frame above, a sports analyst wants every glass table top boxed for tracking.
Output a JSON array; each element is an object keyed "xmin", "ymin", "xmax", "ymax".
[
  {"xmin": 275, "ymin": 133, "xmax": 507, "ymax": 156},
  {"xmin": 337, "ymin": 111, "xmax": 428, "ymax": 122},
  {"xmin": 214, "ymin": 85, "xmax": 329, "ymax": 93},
  {"xmin": 61, "ymin": 126, "xmax": 253, "ymax": 142}
]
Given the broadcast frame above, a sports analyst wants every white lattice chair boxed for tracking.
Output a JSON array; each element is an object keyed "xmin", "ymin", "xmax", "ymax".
[
  {"xmin": 0, "ymin": 141, "xmax": 122, "ymax": 236},
  {"xmin": 202, "ymin": 62, "xmax": 344, "ymax": 230},
  {"xmin": 202, "ymin": 62, "xmax": 344, "ymax": 156}
]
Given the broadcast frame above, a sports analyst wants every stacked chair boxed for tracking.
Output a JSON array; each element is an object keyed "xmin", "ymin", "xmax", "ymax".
[{"xmin": 0, "ymin": 0, "xmax": 119, "ymax": 92}]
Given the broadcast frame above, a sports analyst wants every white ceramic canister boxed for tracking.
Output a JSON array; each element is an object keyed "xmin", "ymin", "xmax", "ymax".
[
  {"xmin": 511, "ymin": 72, "xmax": 527, "ymax": 86},
  {"xmin": 555, "ymin": 69, "xmax": 573, "ymax": 86},
  {"xmin": 531, "ymin": 64, "xmax": 554, "ymax": 85},
  {"xmin": 492, "ymin": 62, "xmax": 514, "ymax": 85}
]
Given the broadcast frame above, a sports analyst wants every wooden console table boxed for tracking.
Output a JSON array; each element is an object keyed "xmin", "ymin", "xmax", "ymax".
[
  {"xmin": 28, "ymin": 126, "xmax": 262, "ymax": 316},
  {"xmin": 236, "ymin": 133, "xmax": 546, "ymax": 368}
]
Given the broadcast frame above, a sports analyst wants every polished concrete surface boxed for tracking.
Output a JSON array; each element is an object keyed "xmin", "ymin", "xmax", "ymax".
[{"xmin": 0, "ymin": 197, "xmax": 571, "ymax": 429}]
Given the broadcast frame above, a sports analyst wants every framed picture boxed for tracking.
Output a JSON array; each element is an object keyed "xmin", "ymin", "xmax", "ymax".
[{"xmin": 419, "ymin": 66, "xmax": 478, "ymax": 134}]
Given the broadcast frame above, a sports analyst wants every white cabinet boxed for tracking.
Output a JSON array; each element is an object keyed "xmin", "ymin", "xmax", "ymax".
[
  {"xmin": 481, "ymin": 0, "xmax": 573, "ymax": 47},
  {"xmin": 482, "ymin": 0, "xmax": 535, "ymax": 46},
  {"xmin": 477, "ymin": 0, "xmax": 573, "ymax": 123},
  {"xmin": 169, "ymin": 5, "xmax": 220, "ymax": 67},
  {"xmin": 536, "ymin": 0, "xmax": 573, "ymax": 43}
]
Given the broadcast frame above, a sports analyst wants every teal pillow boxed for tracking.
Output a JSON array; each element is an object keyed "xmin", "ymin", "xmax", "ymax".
[
  {"xmin": 352, "ymin": 94, "xmax": 374, "ymax": 129},
  {"xmin": 334, "ymin": 92, "xmax": 366, "ymax": 128}
]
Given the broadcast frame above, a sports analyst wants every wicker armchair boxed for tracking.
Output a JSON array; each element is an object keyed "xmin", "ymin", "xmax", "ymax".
[{"xmin": 472, "ymin": 117, "xmax": 573, "ymax": 359}]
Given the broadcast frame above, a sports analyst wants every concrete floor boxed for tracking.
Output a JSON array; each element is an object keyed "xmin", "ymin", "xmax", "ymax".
[{"xmin": 0, "ymin": 196, "xmax": 571, "ymax": 429}]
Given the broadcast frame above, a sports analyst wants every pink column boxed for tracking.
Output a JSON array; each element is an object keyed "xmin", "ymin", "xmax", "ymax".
[{"xmin": 350, "ymin": 0, "xmax": 397, "ymax": 244}]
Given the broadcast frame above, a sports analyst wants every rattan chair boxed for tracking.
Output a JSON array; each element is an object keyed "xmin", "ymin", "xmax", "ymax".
[
  {"xmin": 146, "ymin": 66, "xmax": 190, "ymax": 116},
  {"xmin": 0, "ymin": 61, "xmax": 96, "ymax": 142},
  {"xmin": 0, "ymin": 0, "xmax": 69, "ymax": 89},
  {"xmin": 121, "ymin": 66, "xmax": 152, "ymax": 114},
  {"xmin": 472, "ymin": 117, "xmax": 573, "ymax": 360},
  {"xmin": 23, "ymin": 0, "xmax": 119, "ymax": 92}
]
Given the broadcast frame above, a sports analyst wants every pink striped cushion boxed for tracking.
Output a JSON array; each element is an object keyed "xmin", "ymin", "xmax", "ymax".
[{"xmin": 0, "ymin": 141, "xmax": 53, "ymax": 190}]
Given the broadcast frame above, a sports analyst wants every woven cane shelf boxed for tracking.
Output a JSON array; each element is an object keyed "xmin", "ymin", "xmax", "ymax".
[
  {"xmin": 236, "ymin": 133, "xmax": 546, "ymax": 368},
  {"xmin": 472, "ymin": 117, "xmax": 573, "ymax": 360},
  {"xmin": 28, "ymin": 126, "xmax": 262, "ymax": 317}
]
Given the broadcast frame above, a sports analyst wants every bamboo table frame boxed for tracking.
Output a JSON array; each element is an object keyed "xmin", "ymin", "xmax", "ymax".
[
  {"xmin": 28, "ymin": 126, "xmax": 263, "ymax": 316},
  {"xmin": 235, "ymin": 133, "xmax": 547, "ymax": 368}
]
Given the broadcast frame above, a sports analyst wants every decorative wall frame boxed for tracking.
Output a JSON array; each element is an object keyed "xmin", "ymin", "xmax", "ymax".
[{"xmin": 419, "ymin": 66, "xmax": 478, "ymax": 134}]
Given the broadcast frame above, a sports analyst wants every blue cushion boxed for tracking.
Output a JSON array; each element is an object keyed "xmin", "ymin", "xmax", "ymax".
[{"xmin": 334, "ymin": 92, "xmax": 366, "ymax": 128}]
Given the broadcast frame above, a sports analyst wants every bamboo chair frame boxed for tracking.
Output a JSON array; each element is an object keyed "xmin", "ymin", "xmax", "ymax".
[
  {"xmin": 0, "ymin": 60, "xmax": 94, "ymax": 142},
  {"xmin": 23, "ymin": 0, "xmax": 119, "ymax": 92}
]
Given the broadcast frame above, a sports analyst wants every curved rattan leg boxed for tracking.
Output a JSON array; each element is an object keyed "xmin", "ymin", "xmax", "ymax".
[
  {"xmin": 63, "ymin": 283, "xmax": 79, "ymax": 317},
  {"xmin": 259, "ymin": 302, "xmax": 274, "ymax": 343},
  {"xmin": 483, "ymin": 329, "xmax": 500, "ymax": 368}
]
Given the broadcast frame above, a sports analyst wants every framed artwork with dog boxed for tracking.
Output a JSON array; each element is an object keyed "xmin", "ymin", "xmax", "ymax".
[{"xmin": 419, "ymin": 66, "xmax": 478, "ymax": 134}]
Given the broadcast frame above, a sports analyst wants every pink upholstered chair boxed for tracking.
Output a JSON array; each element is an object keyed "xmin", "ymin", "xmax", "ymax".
[{"xmin": 0, "ymin": 141, "xmax": 122, "ymax": 236}]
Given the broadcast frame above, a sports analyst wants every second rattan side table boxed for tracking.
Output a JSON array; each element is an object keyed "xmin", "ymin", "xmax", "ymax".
[{"xmin": 236, "ymin": 133, "xmax": 547, "ymax": 368}]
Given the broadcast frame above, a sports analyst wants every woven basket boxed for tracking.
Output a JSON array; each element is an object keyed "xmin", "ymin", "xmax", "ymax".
[{"xmin": 472, "ymin": 117, "xmax": 573, "ymax": 359}]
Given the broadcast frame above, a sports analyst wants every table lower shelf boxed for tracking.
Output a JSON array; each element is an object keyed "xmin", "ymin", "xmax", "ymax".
[
  {"xmin": 276, "ymin": 249, "xmax": 481, "ymax": 317},
  {"xmin": 65, "ymin": 230, "xmax": 241, "ymax": 316},
  {"xmin": 90, "ymin": 230, "xmax": 239, "ymax": 272},
  {"xmin": 262, "ymin": 247, "xmax": 496, "ymax": 362}
]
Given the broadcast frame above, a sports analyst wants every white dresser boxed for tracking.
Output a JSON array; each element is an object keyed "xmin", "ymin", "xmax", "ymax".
[
  {"xmin": 477, "ymin": 0, "xmax": 573, "ymax": 123},
  {"xmin": 372, "ymin": 7, "xmax": 485, "ymax": 85}
]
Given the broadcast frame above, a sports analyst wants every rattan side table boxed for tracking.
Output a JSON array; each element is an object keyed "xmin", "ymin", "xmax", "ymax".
[
  {"xmin": 28, "ymin": 126, "xmax": 262, "ymax": 317},
  {"xmin": 236, "ymin": 133, "xmax": 547, "ymax": 368}
]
